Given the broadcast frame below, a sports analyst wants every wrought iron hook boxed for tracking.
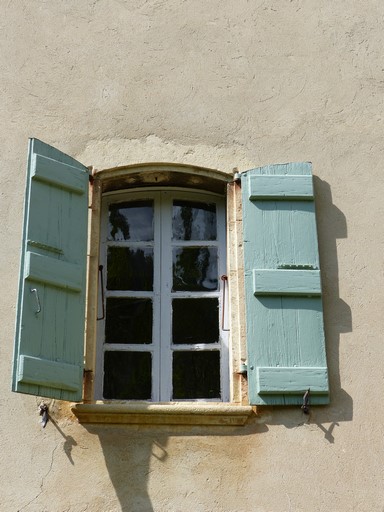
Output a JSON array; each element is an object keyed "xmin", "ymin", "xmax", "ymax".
[
  {"xmin": 39, "ymin": 402, "xmax": 49, "ymax": 428},
  {"xmin": 301, "ymin": 389, "xmax": 310, "ymax": 414}
]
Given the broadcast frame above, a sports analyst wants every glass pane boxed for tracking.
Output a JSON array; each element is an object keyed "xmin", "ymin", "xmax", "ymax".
[
  {"xmin": 173, "ymin": 247, "xmax": 218, "ymax": 291},
  {"xmin": 108, "ymin": 200, "xmax": 154, "ymax": 241},
  {"xmin": 103, "ymin": 351, "xmax": 152, "ymax": 399},
  {"xmin": 107, "ymin": 247, "xmax": 153, "ymax": 290},
  {"xmin": 172, "ymin": 351, "xmax": 221, "ymax": 399},
  {"xmin": 172, "ymin": 200, "xmax": 216, "ymax": 241},
  {"xmin": 172, "ymin": 298, "xmax": 219, "ymax": 344},
  {"xmin": 105, "ymin": 298, "xmax": 152, "ymax": 344}
]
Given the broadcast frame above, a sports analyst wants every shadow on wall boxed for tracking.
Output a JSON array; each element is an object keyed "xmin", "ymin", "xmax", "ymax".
[
  {"xmin": 315, "ymin": 177, "xmax": 353, "ymax": 435},
  {"xmin": 71, "ymin": 179, "xmax": 351, "ymax": 511},
  {"xmin": 255, "ymin": 178, "xmax": 353, "ymax": 443},
  {"xmin": 84, "ymin": 421, "xmax": 267, "ymax": 512}
]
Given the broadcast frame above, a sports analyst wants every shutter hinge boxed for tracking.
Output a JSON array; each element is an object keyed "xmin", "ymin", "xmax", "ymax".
[
  {"xmin": 87, "ymin": 165, "xmax": 95, "ymax": 185},
  {"xmin": 83, "ymin": 370, "xmax": 94, "ymax": 402},
  {"xmin": 232, "ymin": 167, "xmax": 241, "ymax": 183},
  {"xmin": 87, "ymin": 166, "xmax": 95, "ymax": 209}
]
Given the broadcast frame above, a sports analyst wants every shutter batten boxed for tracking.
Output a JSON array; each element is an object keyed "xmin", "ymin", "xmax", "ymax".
[
  {"xmin": 257, "ymin": 367, "xmax": 329, "ymax": 394},
  {"xmin": 249, "ymin": 174, "xmax": 314, "ymax": 200},
  {"xmin": 252, "ymin": 269, "xmax": 322, "ymax": 296},
  {"xmin": 18, "ymin": 355, "xmax": 82, "ymax": 392},
  {"xmin": 32, "ymin": 153, "xmax": 88, "ymax": 194},
  {"xmin": 25, "ymin": 251, "xmax": 83, "ymax": 292}
]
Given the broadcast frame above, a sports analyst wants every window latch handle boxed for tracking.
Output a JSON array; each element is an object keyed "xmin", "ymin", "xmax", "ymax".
[
  {"xmin": 97, "ymin": 265, "xmax": 105, "ymax": 321},
  {"xmin": 221, "ymin": 275, "xmax": 229, "ymax": 331}
]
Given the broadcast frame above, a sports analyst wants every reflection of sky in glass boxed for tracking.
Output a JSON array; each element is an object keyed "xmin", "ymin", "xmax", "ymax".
[
  {"xmin": 108, "ymin": 200, "xmax": 154, "ymax": 241},
  {"xmin": 172, "ymin": 201, "xmax": 216, "ymax": 241}
]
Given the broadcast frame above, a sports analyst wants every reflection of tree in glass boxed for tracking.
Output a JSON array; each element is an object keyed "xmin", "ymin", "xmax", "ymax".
[
  {"xmin": 173, "ymin": 201, "xmax": 216, "ymax": 241},
  {"xmin": 180, "ymin": 205, "xmax": 193, "ymax": 240},
  {"xmin": 109, "ymin": 207, "xmax": 130, "ymax": 240},
  {"xmin": 173, "ymin": 248, "xmax": 217, "ymax": 291},
  {"xmin": 107, "ymin": 248, "xmax": 153, "ymax": 291}
]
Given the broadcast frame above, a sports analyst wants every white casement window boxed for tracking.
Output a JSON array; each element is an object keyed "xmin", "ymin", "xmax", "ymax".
[{"xmin": 95, "ymin": 189, "xmax": 229, "ymax": 402}]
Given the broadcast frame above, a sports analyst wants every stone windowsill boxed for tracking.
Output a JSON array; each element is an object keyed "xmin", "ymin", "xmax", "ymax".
[{"xmin": 71, "ymin": 402, "xmax": 254, "ymax": 426}]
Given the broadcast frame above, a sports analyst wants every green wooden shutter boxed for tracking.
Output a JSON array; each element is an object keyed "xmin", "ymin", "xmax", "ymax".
[
  {"xmin": 241, "ymin": 162, "xmax": 329, "ymax": 405},
  {"xmin": 12, "ymin": 139, "xmax": 89, "ymax": 401}
]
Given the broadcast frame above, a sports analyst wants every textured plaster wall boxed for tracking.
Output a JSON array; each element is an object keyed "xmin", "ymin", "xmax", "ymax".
[{"xmin": 1, "ymin": 1, "xmax": 384, "ymax": 511}]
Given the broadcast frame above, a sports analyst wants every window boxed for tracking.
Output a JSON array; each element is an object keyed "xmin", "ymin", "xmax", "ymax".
[
  {"xmin": 96, "ymin": 190, "xmax": 229, "ymax": 401},
  {"xmin": 12, "ymin": 139, "xmax": 330, "ymax": 422}
]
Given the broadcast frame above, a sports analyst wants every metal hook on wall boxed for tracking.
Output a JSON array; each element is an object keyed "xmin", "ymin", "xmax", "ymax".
[
  {"xmin": 301, "ymin": 389, "xmax": 310, "ymax": 414},
  {"xmin": 39, "ymin": 402, "xmax": 49, "ymax": 428}
]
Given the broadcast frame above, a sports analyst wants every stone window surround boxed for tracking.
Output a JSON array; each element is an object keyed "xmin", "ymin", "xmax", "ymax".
[{"xmin": 71, "ymin": 162, "xmax": 253, "ymax": 426}]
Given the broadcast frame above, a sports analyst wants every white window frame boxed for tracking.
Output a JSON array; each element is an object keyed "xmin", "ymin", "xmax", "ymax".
[{"xmin": 95, "ymin": 187, "xmax": 229, "ymax": 402}]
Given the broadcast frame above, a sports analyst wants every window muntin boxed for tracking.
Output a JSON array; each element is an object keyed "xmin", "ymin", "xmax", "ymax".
[{"xmin": 96, "ymin": 189, "xmax": 228, "ymax": 402}]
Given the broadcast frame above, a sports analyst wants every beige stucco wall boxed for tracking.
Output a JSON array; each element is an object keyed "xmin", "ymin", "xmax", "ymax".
[{"xmin": 1, "ymin": 1, "xmax": 383, "ymax": 510}]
